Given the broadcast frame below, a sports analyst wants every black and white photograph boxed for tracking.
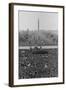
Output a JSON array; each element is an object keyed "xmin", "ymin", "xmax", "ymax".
[
  {"xmin": 9, "ymin": 3, "xmax": 64, "ymax": 87},
  {"xmin": 19, "ymin": 11, "xmax": 58, "ymax": 79}
]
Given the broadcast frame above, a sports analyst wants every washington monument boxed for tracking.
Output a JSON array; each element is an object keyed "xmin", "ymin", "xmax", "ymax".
[{"xmin": 38, "ymin": 19, "xmax": 39, "ymax": 32}]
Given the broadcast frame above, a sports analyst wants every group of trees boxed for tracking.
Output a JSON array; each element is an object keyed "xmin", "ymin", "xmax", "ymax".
[{"xmin": 19, "ymin": 30, "xmax": 58, "ymax": 46}]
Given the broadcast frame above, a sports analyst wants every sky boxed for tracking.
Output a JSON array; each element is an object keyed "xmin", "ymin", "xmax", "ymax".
[{"xmin": 18, "ymin": 11, "xmax": 58, "ymax": 31}]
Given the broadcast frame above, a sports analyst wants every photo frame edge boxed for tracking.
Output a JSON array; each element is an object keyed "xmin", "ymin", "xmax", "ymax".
[
  {"xmin": 9, "ymin": 3, "xmax": 14, "ymax": 87},
  {"xmin": 9, "ymin": 3, "xmax": 65, "ymax": 87}
]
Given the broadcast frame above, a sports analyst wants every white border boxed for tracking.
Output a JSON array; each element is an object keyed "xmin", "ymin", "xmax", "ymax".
[{"xmin": 14, "ymin": 5, "xmax": 63, "ymax": 85}]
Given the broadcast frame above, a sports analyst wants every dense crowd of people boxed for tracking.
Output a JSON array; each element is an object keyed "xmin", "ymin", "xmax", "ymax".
[{"xmin": 19, "ymin": 48, "xmax": 58, "ymax": 79}]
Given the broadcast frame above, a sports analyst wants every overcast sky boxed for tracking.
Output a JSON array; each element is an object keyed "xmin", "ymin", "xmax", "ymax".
[{"xmin": 19, "ymin": 11, "xmax": 58, "ymax": 31}]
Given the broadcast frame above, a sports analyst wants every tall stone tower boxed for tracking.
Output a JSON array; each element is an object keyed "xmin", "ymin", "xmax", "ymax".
[{"xmin": 38, "ymin": 18, "xmax": 39, "ymax": 32}]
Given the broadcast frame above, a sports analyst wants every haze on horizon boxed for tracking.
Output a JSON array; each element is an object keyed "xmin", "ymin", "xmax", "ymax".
[{"xmin": 19, "ymin": 11, "xmax": 58, "ymax": 31}]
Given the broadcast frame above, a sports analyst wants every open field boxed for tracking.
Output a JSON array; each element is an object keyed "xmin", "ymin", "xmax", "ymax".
[{"xmin": 19, "ymin": 48, "xmax": 58, "ymax": 79}]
